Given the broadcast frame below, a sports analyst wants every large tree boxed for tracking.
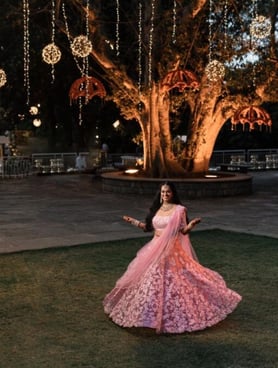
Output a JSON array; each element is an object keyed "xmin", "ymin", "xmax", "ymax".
[{"xmin": 0, "ymin": 0, "xmax": 277, "ymax": 176}]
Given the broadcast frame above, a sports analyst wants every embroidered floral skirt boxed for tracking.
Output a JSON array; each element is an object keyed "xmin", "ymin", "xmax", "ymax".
[{"xmin": 103, "ymin": 238, "xmax": 242, "ymax": 334}]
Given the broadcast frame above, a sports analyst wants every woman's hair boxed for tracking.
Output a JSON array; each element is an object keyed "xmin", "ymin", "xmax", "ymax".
[{"xmin": 144, "ymin": 181, "xmax": 182, "ymax": 232}]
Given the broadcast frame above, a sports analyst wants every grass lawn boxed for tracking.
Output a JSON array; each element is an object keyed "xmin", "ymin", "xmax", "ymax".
[{"xmin": 0, "ymin": 230, "xmax": 277, "ymax": 368}]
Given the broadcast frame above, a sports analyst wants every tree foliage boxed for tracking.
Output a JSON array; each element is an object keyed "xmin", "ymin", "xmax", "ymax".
[{"xmin": 0, "ymin": 0, "xmax": 277, "ymax": 175}]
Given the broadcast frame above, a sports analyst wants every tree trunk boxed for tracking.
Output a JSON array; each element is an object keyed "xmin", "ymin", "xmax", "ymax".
[
  {"xmin": 183, "ymin": 115, "xmax": 220, "ymax": 173},
  {"xmin": 181, "ymin": 78, "xmax": 227, "ymax": 173},
  {"xmin": 183, "ymin": 95, "xmax": 229, "ymax": 173},
  {"xmin": 141, "ymin": 83, "xmax": 186, "ymax": 177}
]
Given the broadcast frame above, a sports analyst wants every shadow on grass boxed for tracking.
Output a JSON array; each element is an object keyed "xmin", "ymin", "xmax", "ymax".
[{"xmin": 0, "ymin": 230, "xmax": 277, "ymax": 368}]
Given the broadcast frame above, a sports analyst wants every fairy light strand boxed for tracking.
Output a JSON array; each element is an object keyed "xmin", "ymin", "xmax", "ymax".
[
  {"xmin": 223, "ymin": 0, "xmax": 228, "ymax": 52},
  {"xmin": 115, "ymin": 0, "xmax": 120, "ymax": 56},
  {"xmin": 138, "ymin": 1, "xmax": 142, "ymax": 110},
  {"xmin": 252, "ymin": 0, "xmax": 258, "ymax": 20},
  {"xmin": 62, "ymin": 2, "xmax": 91, "ymax": 125},
  {"xmin": 85, "ymin": 0, "xmax": 89, "ymax": 37},
  {"xmin": 208, "ymin": 0, "xmax": 213, "ymax": 64},
  {"xmin": 148, "ymin": 0, "xmax": 156, "ymax": 88},
  {"xmin": 62, "ymin": 3, "xmax": 86, "ymax": 76},
  {"xmin": 205, "ymin": 0, "xmax": 225, "ymax": 82},
  {"xmin": 85, "ymin": 0, "xmax": 90, "ymax": 105},
  {"xmin": 63, "ymin": 0, "xmax": 92, "ymax": 60},
  {"xmin": 42, "ymin": 0, "xmax": 61, "ymax": 81},
  {"xmin": 51, "ymin": 0, "xmax": 56, "ymax": 81},
  {"xmin": 23, "ymin": 0, "xmax": 30, "ymax": 105},
  {"xmin": 172, "ymin": 0, "xmax": 177, "ymax": 44},
  {"xmin": 78, "ymin": 0, "xmax": 91, "ymax": 125},
  {"xmin": 250, "ymin": 0, "xmax": 258, "ymax": 88}
]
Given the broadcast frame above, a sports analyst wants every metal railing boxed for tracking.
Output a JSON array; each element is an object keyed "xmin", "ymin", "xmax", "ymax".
[
  {"xmin": 210, "ymin": 148, "xmax": 278, "ymax": 170},
  {"xmin": 0, "ymin": 156, "xmax": 32, "ymax": 178},
  {"xmin": 32, "ymin": 152, "xmax": 86, "ymax": 174},
  {"xmin": 0, "ymin": 148, "xmax": 277, "ymax": 178}
]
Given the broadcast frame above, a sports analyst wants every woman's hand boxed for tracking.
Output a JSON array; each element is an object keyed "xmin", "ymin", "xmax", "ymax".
[
  {"xmin": 123, "ymin": 216, "xmax": 146, "ymax": 230},
  {"xmin": 181, "ymin": 217, "xmax": 201, "ymax": 235}
]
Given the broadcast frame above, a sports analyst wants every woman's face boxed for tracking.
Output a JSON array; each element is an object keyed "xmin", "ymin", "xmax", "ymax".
[{"xmin": 160, "ymin": 185, "xmax": 173, "ymax": 203}]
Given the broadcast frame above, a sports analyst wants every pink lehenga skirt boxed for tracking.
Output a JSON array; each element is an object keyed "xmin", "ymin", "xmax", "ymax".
[{"xmin": 103, "ymin": 208, "xmax": 242, "ymax": 334}]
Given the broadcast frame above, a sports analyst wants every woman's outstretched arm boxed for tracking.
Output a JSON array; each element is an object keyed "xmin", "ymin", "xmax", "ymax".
[
  {"xmin": 123, "ymin": 216, "xmax": 146, "ymax": 230},
  {"xmin": 181, "ymin": 217, "xmax": 201, "ymax": 235}
]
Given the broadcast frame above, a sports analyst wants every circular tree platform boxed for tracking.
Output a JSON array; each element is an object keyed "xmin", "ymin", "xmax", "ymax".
[{"xmin": 101, "ymin": 171, "xmax": 253, "ymax": 199}]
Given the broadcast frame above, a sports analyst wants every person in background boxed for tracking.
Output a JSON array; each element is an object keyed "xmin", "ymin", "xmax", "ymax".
[
  {"xmin": 101, "ymin": 142, "xmax": 109, "ymax": 153},
  {"xmin": 103, "ymin": 181, "xmax": 242, "ymax": 334},
  {"xmin": 75, "ymin": 153, "xmax": 87, "ymax": 171},
  {"xmin": 100, "ymin": 143, "xmax": 109, "ymax": 166}
]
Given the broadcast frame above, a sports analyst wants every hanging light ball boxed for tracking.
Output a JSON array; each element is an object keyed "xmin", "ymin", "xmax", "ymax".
[
  {"xmin": 0, "ymin": 69, "xmax": 7, "ymax": 87},
  {"xmin": 71, "ymin": 35, "xmax": 92, "ymax": 58},
  {"xmin": 29, "ymin": 106, "xmax": 39, "ymax": 115},
  {"xmin": 205, "ymin": 60, "xmax": 225, "ymax": 82},
  {"xmin": 33, "ymin": 118, "xmax": 42, "ymax": 127},
  {"xmin": 42, "ymin": 43, "xmax": 61, "ymax": 64},
  {"xmin": 250, "ymin": 15, "xmax": 271, "ymax": 39}
]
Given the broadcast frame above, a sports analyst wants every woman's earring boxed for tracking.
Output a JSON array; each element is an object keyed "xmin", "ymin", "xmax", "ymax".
[{"xmin": 160, "ymin": 196, "xmax": 163, "ymax": 204}]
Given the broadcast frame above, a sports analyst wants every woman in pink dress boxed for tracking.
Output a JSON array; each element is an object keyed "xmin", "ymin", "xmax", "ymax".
[{"xmin": 103, "ymin": 182, "xmax": 242, "ymax": 334}]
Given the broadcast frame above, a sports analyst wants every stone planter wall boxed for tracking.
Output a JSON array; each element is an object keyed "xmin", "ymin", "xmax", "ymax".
[{"xmin": 101, "ymin": 171, "xmax": 253, "ymax": 199}]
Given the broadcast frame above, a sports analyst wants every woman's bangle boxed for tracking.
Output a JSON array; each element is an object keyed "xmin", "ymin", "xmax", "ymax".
[{"xmin": 131, "ymin": 219, "xmax": 140, "ymax": 227}]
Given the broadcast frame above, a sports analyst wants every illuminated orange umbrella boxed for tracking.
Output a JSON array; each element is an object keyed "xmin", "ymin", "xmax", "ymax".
[
  {"xmin": 69, "ymin": 76, "xmax": 106, "ymax": 104},
  {"xmin": 161, "ymin": 69, "xmax": 199, "ymax": 92},
  {"xmin": 231, "ymin": 106, "xmax": 272, "ymax": 132}
]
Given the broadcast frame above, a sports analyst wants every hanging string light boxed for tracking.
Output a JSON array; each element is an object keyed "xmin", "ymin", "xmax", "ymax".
[
  {"xmin": 0, "ymin": 69, "xmax": 7, "ymax": 88},
  {"xmin": 250, "ymin": 0, "xmax": 257, "ymax": 88},
  {"xmin": 83, "ymin": 0, "xmax": 90, "ymax": 104},
  {"xmin": 223, "ymin": 0, "xmax": 228, "ymax": 52},
  {"xmin": 138, "ymin": 1, "xmax": 142, "ymax": 110},
  {"xmin": 249, "ymin": 0, "xmax": 272, "ymax": 87},
  {"xmin": 250, "ymin": 0, "xmax": 271, "ymax": 39},
  {"xmin": 115, "ymin": 0, "xmax": 120, "ymax": 56},
  {"xmin": 23, "ymin": 0, "xmax": 30, "ymax": 105},
  {"xmin": 250, "ymin": 0, "xmax": 271, "ymax": 40},
  {"xmin": 172, "ymin": 0, "xmax": 177, "ymax": 44},
  {"xmin": 148, "ymin": 0, "xmax": 156, "ymax": 88},
  {"xmin": 208, "ymin": 0, "xmax": 213, "ymax": 66},
  {"xmin": 42, "ymin": 0, "xmax": 61, "ymax": 82},
  {"xmin": 62, "ymin": 2, "xmax": 92, "ymax": 61},
  {"xmin": 71, "ymin": 1, "xmax": 92, "ymax": 59},
  {"xmin": 62, "ymin": 1, "xmax": 91, "ymax": 125},
  {"xmin": 62, "ymin": 6, "xmax": 85, "ymax": 80},
  {"xmin": 205, "ymin": 0, "xmax": 225, "ymax": 82}
]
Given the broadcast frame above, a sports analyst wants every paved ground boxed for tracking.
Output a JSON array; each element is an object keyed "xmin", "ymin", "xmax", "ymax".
[{"xmin": 0, "ymin": 170, "xmax": 277, "ymax": 254}]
